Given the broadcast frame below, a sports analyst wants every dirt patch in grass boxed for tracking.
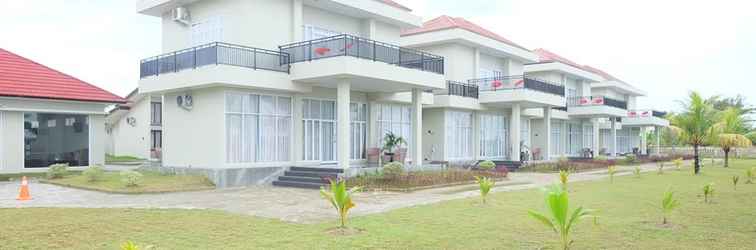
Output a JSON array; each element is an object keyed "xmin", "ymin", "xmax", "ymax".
[
  {"xmin": 41, "ymin": 171, "xmax": 214, "ymax": 194},
  {"xmin": 325, "ymin": 227, "xmax": 365, "ymax": 236}
]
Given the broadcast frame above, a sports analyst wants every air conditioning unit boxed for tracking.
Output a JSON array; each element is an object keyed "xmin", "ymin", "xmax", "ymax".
[{"xmin": 171, "ymin": 7, "xmax": 191, "ymax": 25}]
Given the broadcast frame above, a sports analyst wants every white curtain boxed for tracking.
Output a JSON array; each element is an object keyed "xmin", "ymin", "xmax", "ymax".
[
  {"xmin": 375, "ymin": 103, "xmax": 413, "ymax": 157},
  {"xmin": 551, "ymin": 121, "xmax": 562, "ymax": 156},
  {"xmin": 520, "ymin": 119, "xmax": 530, "ymax": 147},
  {"xmin": 479, "ymin": 114, "xmax": 507, "ymax": 159},
  {"xmin": 350, "ymin": 103, "xmax": 367, "ymax": 160},
  {"xmin": 567, "ymin": 123, "xmax": 583, "ymax": 155},
  {"xmin": 226, "ymin": 93, "xmax": 291, "ymax": 163},
  {"xmin": 583, "ymin": 124, "xmax": 594, "ymax": 151},
  {"xmin": 446, "ymin": 111, "xmax": 473, "ymax": 160}
]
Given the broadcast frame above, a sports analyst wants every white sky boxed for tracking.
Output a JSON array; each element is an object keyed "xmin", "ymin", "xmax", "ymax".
[{"xmin": 1, "ymin": 0, "xmax": 754, "ymax": 112}]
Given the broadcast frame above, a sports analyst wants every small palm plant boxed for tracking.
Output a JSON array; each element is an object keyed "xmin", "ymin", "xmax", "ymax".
[
  {"xmin": 673, "ymin": 158, "xmax": 683, "ymax": 171},
  {"xmin": 657, "ymin": 162, "xmax": 665, "ymax": 175},
  {"xmin": 475, "ymin": 176, "xmax": 495, "ymax": 204},
  {"xmin": 528, "ymin": 185, "xmax": 596, "ymax": 250},
  {"xmin": 607, "ymin": 166, "xmax": 617, "ymax": 184},
  {"xmin": 559, "ymin": 170, "xmax": 570, "ymax": 190},
  {"xmin": 120, "ymin": 241, "xmax": 140, "ymax": 250},
  {"xmin": 732, "ymin": 176, "xmax": 739, "ymax": 190},
  {"xmin": 320, "ymin": 179, "xmax": 361, "ymax": 228},
  {"xmin": 661, "ymin": 187, "xmax": 680, "ymax": 225},
  {"xmin": 747, "ymin": 168, "xmax": 755, "ymax": 184},
  {"xmin": 633, "ymin": 166, "xmax": 642, "ymax": 178},
  {"xmin": 703, "ymin": 183, "xmax": 715, "ymax": 203}
]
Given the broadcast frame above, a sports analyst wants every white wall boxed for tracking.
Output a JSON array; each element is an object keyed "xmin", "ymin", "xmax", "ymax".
[
  {"xmin": 108, "ymin": 97, "xmax": 151, "ymax": 159},
  {"xmin": 422, "ymin": 108, "xmax": 445, "ymax": 161},
  {"xmin": 416, "ymin": 43, "xmax": 476, "ymax": 82},
  {"xmin": 163, "ymin": 87, "xmax": 225, "ymax": 168}
]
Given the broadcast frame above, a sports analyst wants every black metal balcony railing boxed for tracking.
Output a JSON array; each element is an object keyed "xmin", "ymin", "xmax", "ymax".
[
  {"xmin": 553, "ymin": 106, "xmax": 568, "ymax": 112},
  {"xmin": 468, "ymin": 75, "xmax": 565, "ymax": 96},
  {"xmin": 441, "ymin": 81, "xmax": 479, "ymax": 98},
  {"xmin": 652, "ymin": 110, "xmax": 667, "ymax": 118},
  {"xmin": 279, "ymin": 34, "xmax": 444, "ymax": 75},
  {"xmin": 140, "ymin": 42, "xmax": 290, "ymax": 78},
  {"xmin": 567, "ymin": 96, "xmax": 628, "ymax": 110},
  {"xmin": 627, "ymin": 110, "xmax": 668, "ymax": 118}
]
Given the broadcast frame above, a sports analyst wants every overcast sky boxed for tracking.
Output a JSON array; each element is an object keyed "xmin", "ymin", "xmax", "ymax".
[{"xmin": 1, "ymin": 0, "xmax": 754, "ymax": 112}]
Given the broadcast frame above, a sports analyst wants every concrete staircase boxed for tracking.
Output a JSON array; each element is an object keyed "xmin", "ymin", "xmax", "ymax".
[{"xmin": 272, "ymin": 167, "xmax": 344, "ymax": 189}]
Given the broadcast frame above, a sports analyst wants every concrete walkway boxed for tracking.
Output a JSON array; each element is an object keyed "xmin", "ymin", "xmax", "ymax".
[{"xmin": 0, "ymin": 162, "xmax": 681, "ymax": 223}]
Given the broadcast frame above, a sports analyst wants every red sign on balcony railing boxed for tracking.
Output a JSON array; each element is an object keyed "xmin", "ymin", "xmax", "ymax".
[
  {"xmin": 591, "ymin": 96, "xmax": 605, "ymax": 105},
  {"xmin": 628, "ymin": 110, "xmax": 652, "ymax": 118}
]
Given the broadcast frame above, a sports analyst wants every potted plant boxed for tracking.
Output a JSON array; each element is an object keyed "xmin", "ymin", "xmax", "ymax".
[{"xmin": 382, "ymin": 131, "xmax": 406, "ymax": 162}]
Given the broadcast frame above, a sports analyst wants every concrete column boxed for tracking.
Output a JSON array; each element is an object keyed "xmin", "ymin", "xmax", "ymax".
[
  {"xmin": 543, "ymin": 107, "xmax": 552, "ymax": 160},
  {"xmin": 337, "ymin": 79, "xmax": 351, "ymax": 169},
  {"xmin": 656, "ymin": 126, "xmax": 661, "ymax": 155},
  {"xmin": 611, "ymin": 117, "xmax": 618, "ymax": 157},
  {"xmin": 411, "ymin": 89, "xmax": 423, "ymax": 167},
  {"xmin": 592, "ymin": 119, "xmax": 600, "ymax": 157},
  {"xmin": 473, "ymin": 48, "xmax": 480, "ymax": 78},
  {"xmin": 363, "ymin": 19, "xmax": 376, "ymax": 39},
  {"xmin": 292, "ymin": 95, "xmax": 303, "ymax": 162},
  {"xmin": 472, "ymin": 112, "xmax": 480, "ymax": 160},
  {"xmin": 510, "ymin": 104, "xmax": 521, "ymax": 161},
  {"xmin": 291, "ymin": 0, "xmax": 303, "ymax": 41},
  {"xmin": 639, "ymin": 127, "xmax": 647, "ymax": 155}
]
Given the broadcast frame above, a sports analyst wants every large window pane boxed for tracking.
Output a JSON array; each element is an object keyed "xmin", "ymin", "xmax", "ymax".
[
  {"xmin": 24, "ymin": 113, "xmax": 89, "ymax": 168},
  {"xmin": 225, "ymin": 93, "xmax": 291, "ymax": 163}
]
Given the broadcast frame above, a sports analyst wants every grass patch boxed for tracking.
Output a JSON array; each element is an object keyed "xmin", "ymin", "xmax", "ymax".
[
  {"xmin": 41, "ymin": 171, "xmax": 214, "ymax": 194},
  {"xmin": 3, "ymin": 160, "xmax": 756, "ymax": 249},
  {"xmin": 346, "ymin": 168, "xmax": 508, "ymax": 191},
  {"xmin": 0, "ymin": 172, "xmax": 49, "ymax": 182},
  {"xmin": 105, "ymin": 154, "xmax": 144, "ymax": 164}
]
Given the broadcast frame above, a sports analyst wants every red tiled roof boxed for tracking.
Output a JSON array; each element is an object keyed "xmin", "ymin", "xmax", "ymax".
[
  {"xmin": 379, "ymin": 0, "xmax": 411, "ymax": 11},
  {"xmin": 0, "ymin": 48, "xmax": 125, "ymax": 103},
  {"xmin": 582, "ymin": 65, "xmax": 624, "ymax": 83},
  {"xmin": 401, "ymin": 15, "xmax": 530, "ymax": 51},
  {"xmin": 531, "ymin": 48, "xmax": 587, "ymax": 70}
]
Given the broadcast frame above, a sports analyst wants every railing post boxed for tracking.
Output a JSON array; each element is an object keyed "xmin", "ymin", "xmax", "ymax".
[
  {"xmin": 308, "ymin": 41, "xmax": 312, "ymax": 62},
  {"xmin": 420, "ymin": 52, "xmax": 425, "ymax": 71},
  {"xmin": 173, "ymin": 52, "xmax": 177, "ymax": 73},
  {"xmin": 253, "ymin": 48, "xmax": 257, "ymax": 70},
  {"xmin": 343, "ymin": 35, "xmax": 348, "ymax": 57},
  {"xmin": 397, "ymin": 47, "xmax": 402, "ymax": 65},
  {"xmin": 193, "ymin": 47, "xmax": 197, "ymax": 69},
  {"xmin": 216, "ymin": 43, "xmax": 219, "ymax": 66},
  {"xmin": 373, "ymin": 41, "xmax": 376, "ymax": 61}
]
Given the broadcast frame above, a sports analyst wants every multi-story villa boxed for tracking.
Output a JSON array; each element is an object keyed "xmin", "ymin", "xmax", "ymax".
[{"xmin": 110, "ymin": 1, "xmax": 668, "ymax": 186}]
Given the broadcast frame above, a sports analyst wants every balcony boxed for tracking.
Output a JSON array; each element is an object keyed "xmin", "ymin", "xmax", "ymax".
[
  {"xmin": 470, "ymin": 75, "xmax": 566, "ymax": 108},
  {"xmin": 138, "ymin": 42, "xmax": 306, "ymax": 94},
  {"xmin": 440, "ymin": 81, "xmax": 478, "ymax": 98},
  {"xmin": 140, "ymin": 42, "xmax": 290, "ymax": 78},
  {"xmin": 565, "ymin": 96, "xmax": 628, "ymax": 118},
  {"xmin": 623, "ymin": 109, "xmax": 670, "ymax": 127},
  {"xmin": 280, "ymin": 34, "xmax": 446, "ymax": 92}
]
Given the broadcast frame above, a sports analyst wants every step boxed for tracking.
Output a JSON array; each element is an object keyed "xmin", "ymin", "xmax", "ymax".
[
  {"xmin": 272, "ymin": 180, "xmax": 324, "ymax": 189},
  {"xmin": 278, "ymin": 176, "xmax": 331, "ymax": 184},
  {"xmin": 285, "ymin": 170, "xmax": 339, "ymax": 179},
  {"xmin": 289, "ymin": 166, "xmax": 344, "ymax": 173}
]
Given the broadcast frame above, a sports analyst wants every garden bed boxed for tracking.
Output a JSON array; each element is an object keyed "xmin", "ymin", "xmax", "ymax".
[
  {"xmin": 521, "ymin": 154, "xmax": 695, "ymax": 173},
  {"xmin": 42, "ymin": 171, "xmax": 215, "ymax": 194},
  {"xmin": 345, "ymin": 168, "xmax": 508, "ymax": 192}
]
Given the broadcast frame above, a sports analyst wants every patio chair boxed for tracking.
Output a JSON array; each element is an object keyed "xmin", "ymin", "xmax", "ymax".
[
  {"xmin": 531, "ymin": 148, "xmax": 542, "ymax": 161},
  {"xmin": 367, "ymin": 147, "xmax": 381, "ymax": 166},
  {"xmin": 394, "ymin": 148, "xmax": 407, "ymax": 164}
]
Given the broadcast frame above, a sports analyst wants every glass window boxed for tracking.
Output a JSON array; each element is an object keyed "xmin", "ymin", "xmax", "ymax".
[
  {"xmin": 24, "ymin": 113, "xmax": 89, "ymax": 168},
  {"xmin": 225, "ymin": 93, "xmax": 291, "ymax": 163},
  {"xmin": 446, "ymin": 111, "xmax": 473, "ymax": 160},
  {"xmin": 375, "ymin": 103, "xmax": 413, "ymax": 159},
  {"xmin": 479, "ymin": 114, "xmax": 508, "ymax": 159}
]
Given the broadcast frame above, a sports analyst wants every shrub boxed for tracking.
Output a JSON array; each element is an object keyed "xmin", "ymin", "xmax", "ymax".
[
  {"xmin": 529, "ymin": 185, "xmax": 596, "ymax": 250},
  {"xmin": 703, "ymin": 183, "xmax": 715, "ymax": 203},
  {"xmin": 475, "ymin": 176, "xmax": 495, "ymax": 204},
  {"xmin": 556, "ymin": 156, "xmax": 570, "ymax": 171},
  {"xmin": 120, "ymin": 170, "xmax": 144, "ymax": 187},
  {"xmin": 661, "ymin": 187, "xmax": 680, "ymax": 224},
  {"xmin": 657, "ymin": 162, "xmax": 665, "ymax": 175},
  {"xmin": 633, "ymin": 166, "xmax": 642, "ymax": 178},
  {"xmin": 383, "ymin": 162, "xmax": 405, "ymax": 177},
  {"xmin": 624, "ymin": 154, "xmax": 637, "ymax": 164},
  {"xmin": 83, "ymin": 165, "xmax": 105, "ymax": 182},
  {"xmin": 595, "ymin": 155, "xmax": 608, "ymax": 162},
  {"xmin": 673, "ymin": 158, "xmax": 683, "ymax": 171},
  {"xmin": 747, "ymin": 168, "xmax": 755, "ymax": 184},
  {"xmin": 320, "ymin": 178, "xmax": 360, "ymax": 228},
  {"xmin": 478, "ymin": 160, "xmax": 496, "ymax": 171},
  {"xmin": 46, "ymin": 163, "xmax": 69, "ymax": 179}
]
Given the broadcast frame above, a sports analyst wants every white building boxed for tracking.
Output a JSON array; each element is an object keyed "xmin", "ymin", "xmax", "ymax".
[
  {"xmin": 120, "ymin": 1, "xmax": 668, "ymax": 186},
  {"xmin": 0, "ymin": 48, "xmax": 125, "ymax": 173}
]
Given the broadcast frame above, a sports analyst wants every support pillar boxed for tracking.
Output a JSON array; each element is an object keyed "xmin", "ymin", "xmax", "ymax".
[
  {"xmin": 639, "ymin": 127, "xmax": 647, "ymax": 155},
  {"xmin": 611, "ymin": 117, "xmax": 618, "ymax": 157},
  {"xmin": 510, "ymin": 104, "xmax": 521, "ymax": 161},
  {"xmin": 543, "ymin": 107, "xmax": 552, "ymax": 161},
  {"xmin": 592, "ymin": 119, "xmax": 600, "ymax": 157},
  {"xmin": 337, "ymin": 79, "xmax": 351, "ymax": 169},
  {"xmin": 411, "ymin": 88, "xmax": 423, "ymax": 167}
]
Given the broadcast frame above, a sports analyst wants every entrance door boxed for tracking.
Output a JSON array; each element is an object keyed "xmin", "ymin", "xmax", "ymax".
[{"xmin": 302, "ymin": 99, "xmax": 337, "ymax": 162}]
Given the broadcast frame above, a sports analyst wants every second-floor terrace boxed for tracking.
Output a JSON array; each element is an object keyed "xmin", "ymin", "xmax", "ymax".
[
  {"xmin": 623, "ymin": 109, "xmax": 670, "ymax": 127},
  {"xmin": 280, "ymin": 34, "xmax": 446, "ymax": 92},
  {"xmin": 468, "ymin": 75, "xmax": 566, "ymax": 108},
  {"xmin": 565, "ymin": 96, "xmax": 628, "ymax": 118},
  {"xmin": 138, "ymin": 35, "xmax": 447, "ymax": 94}
]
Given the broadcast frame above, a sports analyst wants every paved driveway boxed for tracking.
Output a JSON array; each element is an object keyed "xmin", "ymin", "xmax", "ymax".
[{"xmin": 0, "ymin": 162, "xmax": 677, "ymax": 223}]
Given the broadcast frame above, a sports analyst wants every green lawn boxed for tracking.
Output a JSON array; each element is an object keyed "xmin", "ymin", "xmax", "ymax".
[
  {"xmin": 3, "ymin": 160, "xmax": 756, "ymax": 249},
  {"xmin": 41, "ymin": 171, "xmax": 214, "ymax": 194},
  {"xmin": 105, "ymin": 154, "xmax": 145, "ymax": 164}
]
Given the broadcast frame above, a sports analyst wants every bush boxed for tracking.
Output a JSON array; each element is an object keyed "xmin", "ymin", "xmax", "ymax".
[
  {"xmin": 383, "ymin": 162, "xmax": 405, "ymax": 177},
  {"xmin": 120, "ymin": 170, "xmax": 144, "ymax": 187},
  {"xmin": 83, "ymin": 165, "xmax": 105, "ymax": 182},
  {"xmin": 46, "ymin": 163, "xmax": 69, "ymax": 179},
  {"xmin": 478, "ymin": 160, "xmax": 496, "ymax": 170},
  {"xmin": 623, "ymin": 154, "xmax": 637, "ymax": 165}
]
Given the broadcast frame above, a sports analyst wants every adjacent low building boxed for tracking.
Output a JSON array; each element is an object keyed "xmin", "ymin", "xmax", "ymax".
[{"xmin": 0, "ymin": 48, "xmax": 125, "ymax": 173}]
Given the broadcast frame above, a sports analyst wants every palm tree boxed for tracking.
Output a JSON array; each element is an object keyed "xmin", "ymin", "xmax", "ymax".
[
  {"xmin": 711, "ymin": 107, "xmax": 753, "ymax": 167},
  {"xmin": 669, "ymin": 92, "xmax": 718, "ymax": 174}
]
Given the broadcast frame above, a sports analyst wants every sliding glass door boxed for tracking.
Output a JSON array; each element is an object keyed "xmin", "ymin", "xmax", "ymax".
[
  {"xmin": 303, "ymin": 99, "xmax": 337, "ymax": 162},
  {"xmin": 24, "ymin": 113, "xmax": 89, "ymax": 168},
  {"xmin": 479, "ymin": 113, "xmax": 508, "ymax": 160}
]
